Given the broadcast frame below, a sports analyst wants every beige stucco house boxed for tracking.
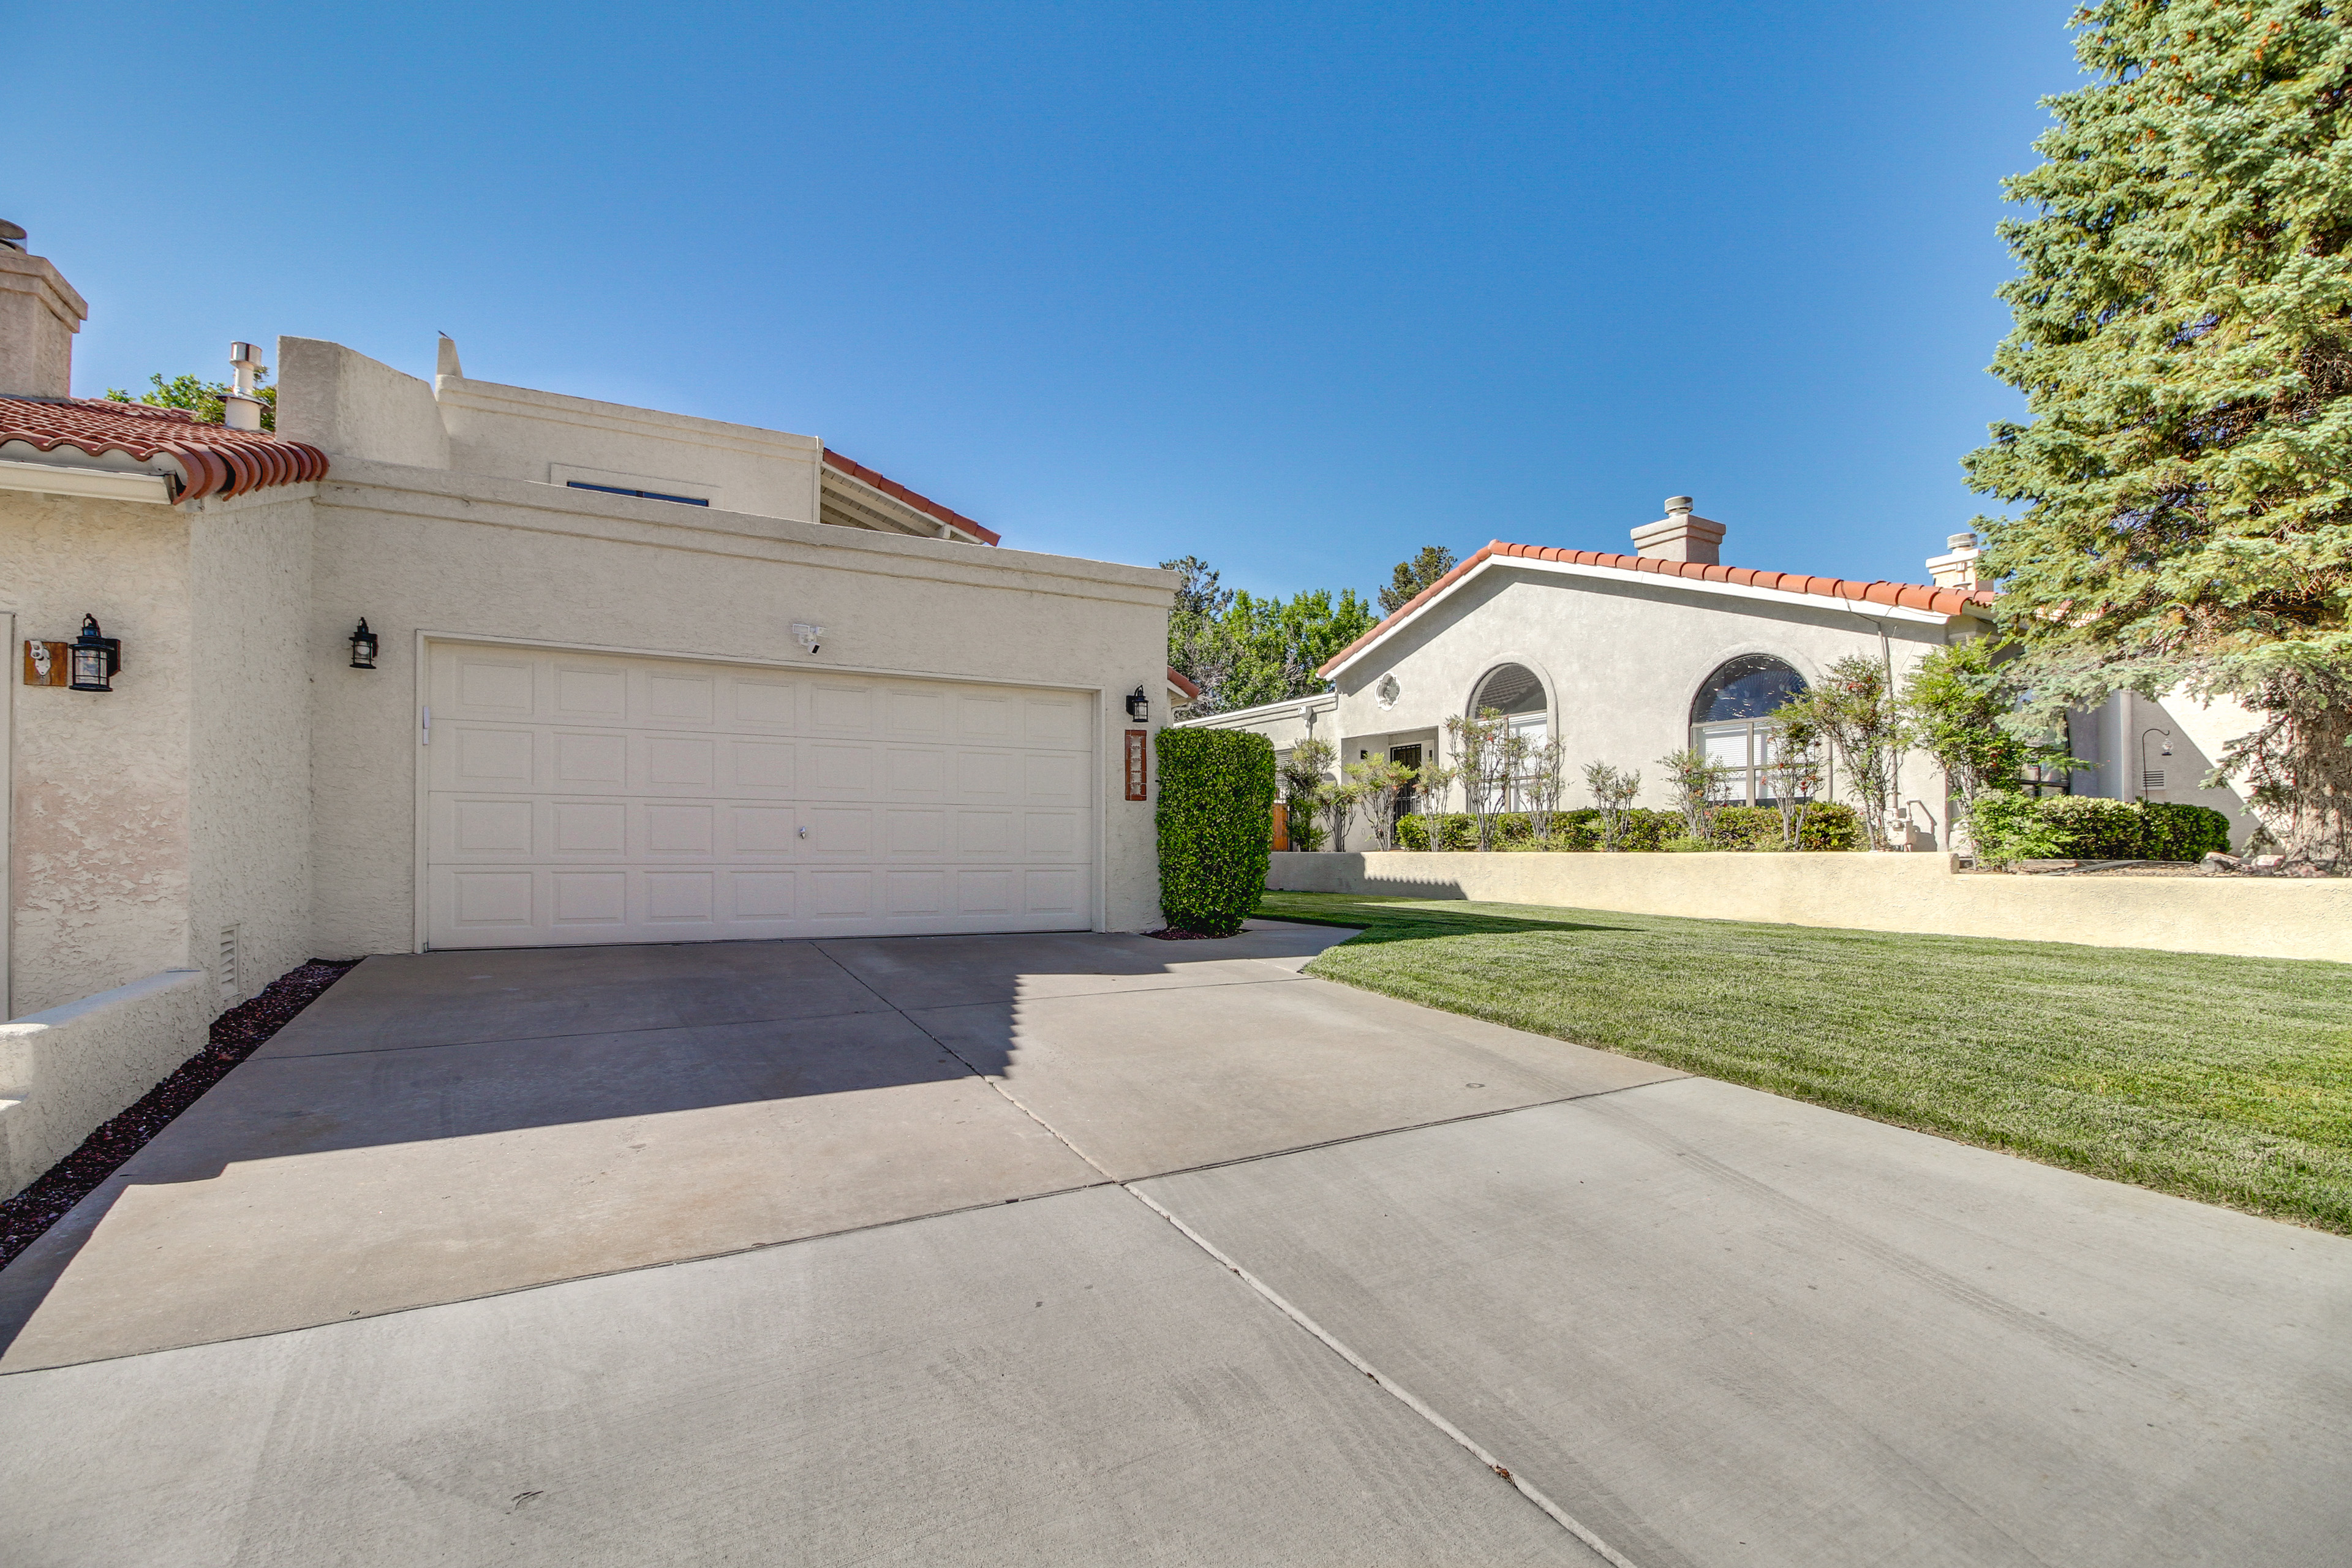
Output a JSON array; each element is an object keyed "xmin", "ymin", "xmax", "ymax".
[
  {"xmin": 1184, "ymin": 499, "xmax": 2260, "ymax": 851},
  {"xmin": 0, "ymin": 229, "xmax": 1175, "ymax": 1194}
]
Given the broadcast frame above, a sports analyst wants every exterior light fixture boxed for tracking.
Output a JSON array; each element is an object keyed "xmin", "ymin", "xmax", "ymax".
[
  {"xmin": 793, "ymin": 622, "xmax": 823, "ymax": 655},
  {"xmin": 349, "ymin": 619, "xmax": 379, "ymax": 669},
  {"xmin": 1125, "ymin": 686, "xmax": 1150, "ymax": 722},
  {"xmin": 69, "ymin": 614, "xmax": 120, "ymax": 693}
]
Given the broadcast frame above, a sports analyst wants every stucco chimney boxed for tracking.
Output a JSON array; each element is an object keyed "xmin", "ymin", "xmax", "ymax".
[
  {"xmin": 1630, "ymin": 496, "xmax": 1725, "ymax": 565},
  {"xmin": 0, "ymin": 222, "xmax": 90, "ymax": 398},
  {"xmin": 1926, "ymin": 530, "xmax": 1981, "ymax": 590}
]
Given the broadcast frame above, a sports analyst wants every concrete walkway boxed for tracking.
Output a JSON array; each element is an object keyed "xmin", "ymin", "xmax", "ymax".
[{"xmin": 2, "ymin": 924, "xmax": 2346, "ymax": 1566}]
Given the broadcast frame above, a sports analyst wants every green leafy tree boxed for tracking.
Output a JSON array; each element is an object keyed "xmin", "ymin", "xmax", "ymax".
[
  {"xmin": 1279, "ymin": 736, "xmax": 1336, "ymax": 852},
  {"xmin": 1781, "ymin": 655, "xmax": 1907, "ymax": 851},
  {"xmin": 105, "ymin": 371, "xmax": 277, "ymax": 431},
  {"xmin": 1159, "ymin": 556, "xmax": 1376, "ymax": 717},
  {"xmin": 1962, "ymin": 2, "xmax": 2352, "ymax": 872},
  {"xmin": 1378, "ymin": 545, "xmax": 1458, "ymax": 615},
  {"xmin": 1900, "ymin": 643, "xmax": 2032, "ymax": 818}
]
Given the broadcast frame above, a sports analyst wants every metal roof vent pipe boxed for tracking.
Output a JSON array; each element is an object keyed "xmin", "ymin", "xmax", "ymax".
[
  {"xmin": 1630, "ymin": 495, "xmax": 1725, "ymax": 565},
  {"xmin": 224, "ymin": 341, "xmax": 266, "ymax": 430}
]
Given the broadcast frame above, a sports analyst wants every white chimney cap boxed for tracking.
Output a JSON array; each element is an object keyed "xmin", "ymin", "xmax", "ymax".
[
  {"xmin": 230, "ymin": 341, "xmax": 262, "ymax": 366},
  {"xmin": 1664, "ymin": 495, "xmax": 1694, "ymax": 513}
]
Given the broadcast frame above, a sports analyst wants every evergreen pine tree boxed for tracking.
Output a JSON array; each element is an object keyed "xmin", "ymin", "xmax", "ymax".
[
  {"xmin": 1379, "ymin": 545, "xmax": 1458, "ymax": 615},
  {"xmin": 1964, "ymin": 1, "xmax": 2352, "ymax": 870}
]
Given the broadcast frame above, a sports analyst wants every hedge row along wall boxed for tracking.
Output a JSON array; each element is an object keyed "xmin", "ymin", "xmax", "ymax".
[
  {"xmin": 1156, "ymin": 728, "xmax": 1276, "ymax": 935},
  {"xmin": 1970, "ymin": 794, "xmax": 2234, "ymax": 864},
  {"xmin": 1396, "ymin": 804, "xmax": 1861, "ymax": 853}
]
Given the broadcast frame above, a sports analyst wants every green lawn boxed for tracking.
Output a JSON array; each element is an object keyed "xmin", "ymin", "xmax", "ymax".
[{"xmin": 1257, "ymin": 890, "xmax": 2352, "ymax": 1234}]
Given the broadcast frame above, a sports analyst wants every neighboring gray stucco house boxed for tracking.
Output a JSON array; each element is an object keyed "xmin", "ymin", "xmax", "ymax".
[
  {"xmin": 1183, "ymin": 498, "xmax": 2260, "ymax": 851},
  {"xmin": 0, "ymin": 228, "xmax": 1174, "ymax": 1193}
]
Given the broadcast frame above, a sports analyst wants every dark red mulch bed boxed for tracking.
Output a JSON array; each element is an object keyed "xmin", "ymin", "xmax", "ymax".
[
  {"xmin": 0, "ymin": 958, "xmax": 358, "ymax": 1273},
  {"xmin": 1145, "ymin": 927, "xmax": 1228, "ymax": 940}
]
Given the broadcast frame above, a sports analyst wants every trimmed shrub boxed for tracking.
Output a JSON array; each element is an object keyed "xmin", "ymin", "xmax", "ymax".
[
  {"xmin": 1156, "ymin": 728, "xmax": 1276, "ymax": 935},
  {"xmin": 2140, "ymin": 801, "xmax": 2234, "ymax": 861},
  {"xmin": 1391, "ymin": 805, "xmax": 1866, "ymax": 853},
  {"xmin": 1968, "ymin": 791, "xmax": 2236, "ymax": 865}
]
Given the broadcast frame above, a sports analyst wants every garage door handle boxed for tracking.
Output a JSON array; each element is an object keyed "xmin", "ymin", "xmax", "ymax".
[{"xmin": 797, "ymin": 826, "xmax": 807, "ymax": 838}]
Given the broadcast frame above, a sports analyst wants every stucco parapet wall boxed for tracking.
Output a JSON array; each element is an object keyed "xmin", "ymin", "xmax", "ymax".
[
  {"xmin": 315, "ymin": 456, "xmax": 1175, "ymax": 605},
  {"xmin": 1267, "ymin": 852, "xmax": 2352, "ymax": 965},
  {"xmin": 0, "ymin": 969, "xmax": 211, "ymax": 1199},
  {"xmin": 432, "ymin": 375, "xmax": 825, "ymax": 464}
]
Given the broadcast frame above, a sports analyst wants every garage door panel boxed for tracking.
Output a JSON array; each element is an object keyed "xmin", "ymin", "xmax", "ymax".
[
  {"xmin": 729, "ymin": 805, "xmax": 799, "ymax": 853},
  {"xmin": 446, "ymin": 797, "xmax": 535, "ymax": 857},
  {"xmin": 552, "ymin": 871, "xmax": 628, "ymax": 926},
  {"xmin": 731, "ymin": 740, "xmax": 796, "ymax": 790},
  {"xmin": 642, "ymin": 736, "xmax": 717, "ymax": 790},
  {"xmin": 551, "ymin": 800, "xmax": 627, "ymax": 856},
  {"xmin": 1023, "ymin": 696, "xmax": 1085, "ymax": 747},
  {"xmin": 455, "ymin": 655, "xmax": 536, "ymax": 716},
  {"xmin": 428, "ymin": 646, "xmax": 1095, "ymax": 947},
  {"xmin": 552, "ymin": 730, "xmax": 628, "ymax": 789},
  {"xmin": 643, "ymin": 670, "xmax": 717, "ymax": 726},
  {"xmin": 884, "ymin": 809, "xmax": 948, "ymax": 857},
  {"xmin": 552, "ymin": 665, "xmax": 627, "ymax": 722},
  {"xmin": 1024, "ymin": 753, "xmax": 1084, "ymax": 804},
  {"xmin": 809, "ymin": 684, "xmax": 875, "ymax": 733},
  {"xmin": 956, "ymin": 693, "xmax": 1014, "ymax": 742},
  {"xmin": 805, "ymin": 805, "xmax": 875, "ymax": 856},
  {"xmin": 726, "ymin": 676, "xmax": 797, "ymax": 728},
  {"xmin": 448, "ymin": 726, "xmax": 536, "ymax": 789},
  {"xmin": 958, "ymin": 751, "xmax": 1016, "ymax": 801},
  {"xmin": 884, "ymin": 748, "xmax": 946, "ymax": 799},
  {"xmin": 886, "ymin": 689, "xmax": 947, "ymax": 737}
]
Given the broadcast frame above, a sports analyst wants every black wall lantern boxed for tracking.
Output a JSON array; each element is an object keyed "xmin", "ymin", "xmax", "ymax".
[
  {"xmin": 69, "ymin": 614, "xmax": 120, "ymax": 693},
  {"xmin": 349, "ymin": 619, "xmax": 379, "ymax": 670},
  {"xmin": 1124, "ymin": 685, "xmax": 1150, "ymax": 723}
]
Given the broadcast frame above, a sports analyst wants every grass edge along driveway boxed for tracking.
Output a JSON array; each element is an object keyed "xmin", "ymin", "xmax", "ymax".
[{"xmin": 1256, "ymin": 891, "xmax": 2352, "ymax": 1235}]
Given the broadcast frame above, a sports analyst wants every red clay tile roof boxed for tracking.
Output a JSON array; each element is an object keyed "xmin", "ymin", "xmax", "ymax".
[
  {"xmin": 0, "ymin": 396, "xmax": 328, "ymax": 502},
  {"xmin": 821, "ymin": 448, "xmax": 1001, "ymax": 546},
  {"xmin": 1166, "ymin": 665, "xmax": 1200, "ymax": 700},
  {"xmin": 1318, "ymin": 539, "xmax": 1998, "ymax": 677}
]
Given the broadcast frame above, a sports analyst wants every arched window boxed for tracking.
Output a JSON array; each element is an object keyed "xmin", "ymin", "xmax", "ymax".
[
  {"xmin": 1469, "ymin": 663, "xmax": 1550, "ymax": 806},
  {"xmin": 1690, "ymin": 655, "xmax": 1806, "ymax": 805}
]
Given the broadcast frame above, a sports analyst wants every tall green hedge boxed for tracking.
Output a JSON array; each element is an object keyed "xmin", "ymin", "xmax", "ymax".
[
  {"xmin": 1156, "ymin": 728, "xmax": 1275, "ymax": 935},
  {"xmin": 1969, "ymin": 792, "xmax": 2234, "ymax": 865}
]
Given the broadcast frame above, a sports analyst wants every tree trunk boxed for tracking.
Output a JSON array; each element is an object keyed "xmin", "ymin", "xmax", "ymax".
[{"xmin": 2231, "ymin": 670, "xmax": 2352, "ymax": 875}]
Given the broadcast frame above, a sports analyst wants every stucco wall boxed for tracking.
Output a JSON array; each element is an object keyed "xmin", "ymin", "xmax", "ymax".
[
  {"xmin": 0, "ymin": 968, "xmax": 210, "ymax": 1198},
  {"xmin": 187, "ymin": 489, "xmax": 317, "ymax": 1004},
  {"xmin": 0, "ymin": 491, "xmax": 194, "ymax": 1015},
  {"xmin": 1268, "ymin": 851, "xmax": 2352, "ymax": 964},
  {"xmin": 434, "ymin": 376, "xmax": 823, "ymax": 522},
  {"xmin": 308, "ymin": 457, "xmax": 1173, "ymax": 956}
]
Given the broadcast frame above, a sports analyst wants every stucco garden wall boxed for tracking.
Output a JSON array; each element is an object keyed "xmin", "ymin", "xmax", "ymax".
[
  {"xmin": 0, "ymin": 491, "xmax": 195, "ymax": 1016},
  {"xmin": 0, "ymin": 967, "xmax": 209, "ymax": 1198},
  {"xmin": 1267, "ymin": 851, "xmax": 2352, "ymax": 964},
  {"xmin": 307, "ymin": 456, "xmax": 1174, "ymax": 956}
]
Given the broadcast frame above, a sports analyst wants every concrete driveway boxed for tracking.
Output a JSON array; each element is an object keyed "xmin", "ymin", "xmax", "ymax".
[{"xmin": 1, "ymin": 923, "xmax": 2346, "ymax": 1566}]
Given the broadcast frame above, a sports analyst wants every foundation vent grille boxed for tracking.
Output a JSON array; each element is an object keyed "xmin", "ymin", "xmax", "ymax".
[{"xmin": 218, "ymin": 926, "xmax": 241, "ymax": 1008}]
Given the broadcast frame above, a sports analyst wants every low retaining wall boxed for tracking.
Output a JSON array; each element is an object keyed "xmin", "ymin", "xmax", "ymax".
[
  {"xmin": 1267, "ymin": 852, "xmax": 2352, "ymax": 964},
  {"xmin": 0, "ymin": 970, "xmax": 212, "ymax": 1198}
]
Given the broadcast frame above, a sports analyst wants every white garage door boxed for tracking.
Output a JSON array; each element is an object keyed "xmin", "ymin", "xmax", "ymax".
[{"xmin": 424, "ymin": 643, "xmax": 1096, "ymax": 948}]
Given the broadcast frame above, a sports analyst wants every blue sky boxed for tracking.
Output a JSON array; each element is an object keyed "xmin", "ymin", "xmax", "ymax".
[{"xmin": 11, "ymin": 2, "xmax": 2082, "ymax": 597}]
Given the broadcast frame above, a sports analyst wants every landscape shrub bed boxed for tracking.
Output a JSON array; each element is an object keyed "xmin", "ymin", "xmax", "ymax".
[
  {"xmin": 1969, "ymin": 793, "xmax": 2234, "ymax": 865},
  {"xmin": 1392, "ymin": 802, "xmax": 1860, "ymax": 853}
]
